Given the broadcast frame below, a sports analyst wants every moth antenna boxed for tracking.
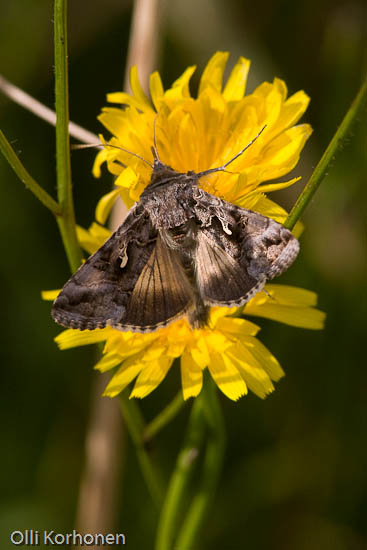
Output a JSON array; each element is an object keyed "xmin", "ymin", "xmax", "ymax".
[
  {"xmin": 196, "ymin": 125, "xmax": 267, "ymax": 178},
  {"xmin": 71, "ymin": 141, "xmax": 153, "ymax": 168},
  {"xmin": 151, "ymin": 114, "xmax": 162, "ymax": 162},
  {"xmin": 105, "ymin": 142, "xmax": 153, "ymax": 168}
]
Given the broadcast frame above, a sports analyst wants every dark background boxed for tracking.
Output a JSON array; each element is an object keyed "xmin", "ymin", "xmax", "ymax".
[{"xmin": 0, "ymin": 1, "xmax": 366, "ymax": 548}]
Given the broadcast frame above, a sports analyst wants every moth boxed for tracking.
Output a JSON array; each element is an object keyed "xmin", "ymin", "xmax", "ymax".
[{"xmin": 52, "ymin": 129, "xmax": 299, "ymax": 333}]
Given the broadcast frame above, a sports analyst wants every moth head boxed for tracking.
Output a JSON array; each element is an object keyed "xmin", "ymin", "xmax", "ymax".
[{"xmin": 146, "ymin": 155, "xmax": 182, "ymax": 191}]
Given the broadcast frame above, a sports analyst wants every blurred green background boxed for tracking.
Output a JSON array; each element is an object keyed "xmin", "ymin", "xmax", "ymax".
[{"xmin": 0, "ymin": 1, "xmax": 365, "ymax": 548}]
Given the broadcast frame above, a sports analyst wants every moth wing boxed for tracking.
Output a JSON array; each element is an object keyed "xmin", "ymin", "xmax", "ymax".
[
  {"xmin": 229, "ymin": 202, "xmax": 300, "ymax": 280},
  {"xmin": 195, "ymin": 227, "xmax": 266, "ymax": 307},
  {"xmin": 120, "ymin": 234, "xmax": 194, "ymax": 331},
  {"xmin": 52, "ymin": 209, "xmax": 194, "ymax": 332},
  {"xmin": 194, "ymin": 190, "xmax": 299, "ymax": 307},
  {"xmin": 52, "ymin": 206, "xmax": 153, "ymax": 330}
]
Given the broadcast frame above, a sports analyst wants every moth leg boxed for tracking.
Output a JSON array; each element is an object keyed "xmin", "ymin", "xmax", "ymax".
[{"xmin": 263, "ymin": 288, "xmax": 275, "ymax": 300}]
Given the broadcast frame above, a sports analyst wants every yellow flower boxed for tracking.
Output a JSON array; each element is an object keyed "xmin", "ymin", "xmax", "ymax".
[
  {"xmin": 51, "ymin": 52, "xmax": 324, "ymax": 401},
  {"xmin": 93, "ymin": 51, "xmax": 312, "ymax": 227},
  {"xmin": 53, "ymin": 266, "xmax": 324, "ymax": 401}
]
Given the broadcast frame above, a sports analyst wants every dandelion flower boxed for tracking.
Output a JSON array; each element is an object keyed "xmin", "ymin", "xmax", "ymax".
[{"xmin": 52, "ymin": 52, "xmax": 324, "ymax": 401}]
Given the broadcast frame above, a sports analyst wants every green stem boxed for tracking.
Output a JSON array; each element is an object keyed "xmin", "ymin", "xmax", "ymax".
[
  {"xmin": 54, "ymin": 0, "xmax": 82, "ymax": 272},
  {"xmin": 284, "ymin": 77, "xmax": 367, "ymax": 230},
  {"xmin": 119, "ymin": 391, "xmax": 164, "ymax": 508},
  {"xmin": 155, "ymin": 398, "xmax": 206, "ymax": 550},
  {"xmin": 143, "ymin": 392, "xmax": 185, "ymax": 443},
  {"xmin": 0, "ymin": 130, "xmax": 61, "ymax": 215},
  {"xmin": 175, "ymin": 378, "xmax": 226, "ymax": 550}
]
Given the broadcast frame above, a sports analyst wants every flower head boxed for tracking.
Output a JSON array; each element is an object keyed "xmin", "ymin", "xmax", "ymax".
[
  {"xmin": 55, "ymin": 277, "xmax": 324, "ymax": 401},
  {"xmin": 93, "ymin": 51, "xmax": 312, "ymax": 225},
  {"xmin": 51, "ymin": 52, "xmax": 324, "ymax": 401}
]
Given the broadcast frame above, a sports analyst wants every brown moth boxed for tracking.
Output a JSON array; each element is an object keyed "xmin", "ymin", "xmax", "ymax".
[{"xmin": 52, "ymin": 130, "xmax": 299, "ymax": 333}]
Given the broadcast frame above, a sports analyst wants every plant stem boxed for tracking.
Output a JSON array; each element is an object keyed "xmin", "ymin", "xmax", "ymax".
[
  {"xmin": 175, "ymin": 378, "xmax": 226, "ymax": 549},
  {"xmin": 284, "ymin": 77, "xmax": 367, "ymax": 230},
  {"xmin": 143, "ymin": 392, "xmax": 185, "ymax": 443},
  {"xmin": 0, "ymin": 130, "xmax": 61, "ymax": 215},
  {"xmin": 155, "ymin": 398, "xmax": 206, "ymax": 550},
  {"xmin": 119, "ymin": 392, "xmax": 164, "ymax": 508},
  {"xmin": 54, "ymin": 0, "xmax": 82, "ymax": 273}
]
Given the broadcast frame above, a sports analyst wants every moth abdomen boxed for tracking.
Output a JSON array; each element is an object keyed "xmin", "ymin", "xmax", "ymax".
[{"xmin": 188, "ymin": 302, "xmax": 211, "ymax": 329}]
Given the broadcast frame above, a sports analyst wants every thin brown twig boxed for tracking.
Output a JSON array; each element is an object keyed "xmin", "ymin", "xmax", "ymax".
[
  {"xmin": 0, "ymin": 74, "xmax": 98, "ymax": 144},
  {"xmin": 75, "ymin": 374, "xmax": 124, "ymax": 535},
  {"xmin": 123, "ymin": 0, "xmax": 164, "ymax": 94}
]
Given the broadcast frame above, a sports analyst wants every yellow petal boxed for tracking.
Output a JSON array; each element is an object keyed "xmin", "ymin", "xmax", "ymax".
[
  {"xmin": 55, "ymin": 328, "xmax": 110, "ymax": 350},
  {"xmin": 259, "ymin": 124, "xmax": 313, "ymax": 180},
  {"xmin": 95, "ymin": 188, "xmax": 121, "ymax": 225},
  {"xmin": 129, "ymin": 65, "xmax": 153, "ymax": 112},
  {"xmin": 226, "ymin": 344, "xmax": 276, "ymax": 399},
  {"xmin": 115, "ymin": 166, "xmax": 140, "ymax": 189},
  {"xmin": 276, "ymin": 90, "xmax": 310, "ymax": 132},
  {"xmin": 92, "ymin": 148, "xmax": 108, "ymax": 178},
  {"xmin": 244, "ymin": 336, "xmax": 284, "ymax": 381},
  {"xmin": 181, "ymin": 352, "xmax": 203, "ymax": 399},
  {"xmin": 207, "ymin": 351, "xmax": 247, "ymax": 401},
  {"xmin": 114, "ymin": 168, "xmax": 143, "ymax": 207},
  {"xmin": 94, "ymin": 353, "xmax": 122, "ymax": 373},
  {"xmin": 273, "ymin": 77, "xmax": 288, "ymax": 102},
  {"xmin": 103, "ymin": 354, "xmax": 146, "ymax": 397},
  {"xmin": 141, "ymin": 341, "xmax": 166, "ymax": 361},
  {"xmin": 257, "ymin": 176, "xmax": 301, "ymax": 194},
  {"xmin": 204, "ymin": 330, "xmax": 233, "ymax": 353},
  {"xmin": 234, "ymin": 189, "xmax": 265, "ymax": 211},
  {"xmin": 41, "ymin": 289, "xmax": 60, "ymax": 301},
  {"xmin": 76, "ymin": 224, "xmax": 95, "ymax": 254},
  {"xmin": 223, "ymin": 57, "xmax": 251, "ymax": 101},
  {"xmin": 163, "ymin": 318, "xmax": 193, "ymax": 343},
  {"xmin": 177, "ymin": 112, "xmax": 199, "ymax": 170},
  {"xmin": 97, "ymin": 108, "xmax": 129, "ymax": 141},
  {"xmin": 171, "ymin": 65, "xmax": 196, "ymax": 97},
  {"xmin": 190, "ymin": 338, "xmax": 210, "ymax": 369},
  {"xmin": 106, "ymin": 91, "xmax": 143, "ymax": 111},
  {"xmin": 262, "ymin": 85, "xmax": 284, "ymax": 128},
  {"xmin": 159, "ymin": 67, "xmax": 196, "ymax": 111},
  {"xmin": 249, "ymin": 194, "xmax": 289, "ymax": 220},
  {"xmin": 166, "ymin": 341, "xmax": 187, "ymax": 358},
  {"xmin": 209, "ymin": 306, "xmax": 237, "ymax": 324},
  {"xmin": 253, "ymin": 78, "xmax": 287, "ymax": 103},
  {"xmin": 130, "ymin": 356, "xmax": 173, "ymax": 398},
  {"xmin": 245, "ymin": 285, "xmax": 326, "ymax": 329},
  {"xmin": 150, "ymin": 71, "xmax": 164, "ymax": 111},
  {"xmin": 105, "ymin": 331, "xmax": 158, "ymax": 359},
  {"xmin": 199, "ymin": 51, "xmax": 229, "ymax": 95},
  {"xmin": 261, "ymin": 284, "xmax": 319, "ymax": 306},
  {"xmin": 202, "ymin": 86, "xmax": 227, "ymax": 117},
  {"xmin": 215, "ymin": 316, "xmax": 260, "ymax": 338},
  {"xmin": 76, "ymin": 222, "xmax": 111, "ymax": 255},
  {"xmin": 87, "ymin": 222, "xmax": 112, "ymax": 244}
]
